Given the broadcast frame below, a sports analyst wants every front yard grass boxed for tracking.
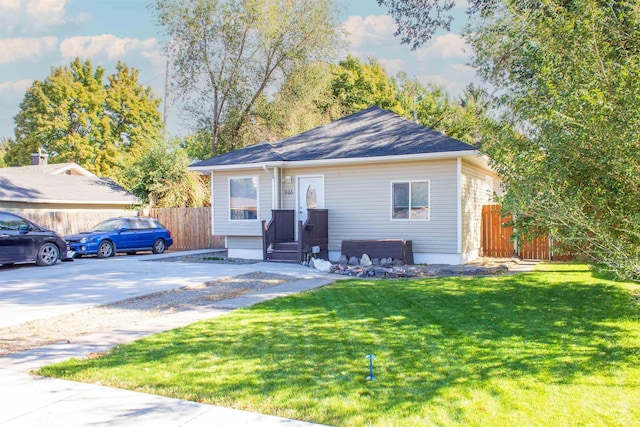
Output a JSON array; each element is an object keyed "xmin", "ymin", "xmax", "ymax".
[{"xmin": 38, "ymin": 263, "xmax": 640, "ymax": 426}]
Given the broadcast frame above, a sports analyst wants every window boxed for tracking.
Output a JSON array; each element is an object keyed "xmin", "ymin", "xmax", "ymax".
[
  {"xmin": 392, "ymin": 181, "xmax": 429, "ymax": 220},
  {"xmin": 0, "ymin": 212, "xmax": 28, "ymax": 230},
  {"xmin": 229, "ymin": 177, "xmax": 258, "ymax": 220},
  {"xmin": 121, "ymin": 219, "xmax": 136, "ymax": 230}
]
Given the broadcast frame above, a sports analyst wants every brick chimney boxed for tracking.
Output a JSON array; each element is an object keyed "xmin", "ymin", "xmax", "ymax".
[{"xmin": 31, "ymin": 152, "xmax": 48, "ymax": 165}]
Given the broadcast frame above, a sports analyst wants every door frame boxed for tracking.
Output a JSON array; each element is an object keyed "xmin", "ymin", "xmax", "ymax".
[{"xmin": 296, "ymin": 174, "xmax": 325, "ymax": 236}]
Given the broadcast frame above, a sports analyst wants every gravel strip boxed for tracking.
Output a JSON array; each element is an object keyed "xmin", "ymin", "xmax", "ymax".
[{"xmin": 0, "ymin": 272, "xmax": 295, "ymax": 356}]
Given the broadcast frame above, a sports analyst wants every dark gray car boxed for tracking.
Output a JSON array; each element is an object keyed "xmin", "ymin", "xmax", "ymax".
[{"xmin": 0, "ymin": 211, "xmax": 71, "ymax": 266}]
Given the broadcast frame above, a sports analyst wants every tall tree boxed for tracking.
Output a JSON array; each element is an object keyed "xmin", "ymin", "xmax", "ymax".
[
  {"xmin": 0, "ymin": 138, "xmax": 9, "ymax": 167},
  {"xmin": 152, "ymin": 0, "xmax": 343, "ymax": 157},
  {"xmin": 251, "ymin": 61, "xmax": 339, "ymax": 142},
  {"xmin": 331, "ymin": 55, "xmax": 405, "ymax": 116},
  {"xmin": 382, "ymin": 0, "xmax": 640, "ymax": 279},
  {"xmin": 378, "ymin": 0, "xmax": 498, "ymax": 48},
  {"xmin": 395, "ymin": 74, "xmax": 491, "ymax": 145},
  {"xmin": 471, "ymin": 1, "xmax": 640, "ymax": 278},
  {"xmin": 121, "ymin": 138, "xmax": 210, "ymax": 208},
  {"xmin": 9, "ymin": 58, "xmax": 163, "ymax": 178}
]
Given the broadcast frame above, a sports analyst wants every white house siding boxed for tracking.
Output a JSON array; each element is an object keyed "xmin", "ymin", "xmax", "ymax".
[
  {"xmin": 460, "ymin": 161, "xmax": 500, "ymax": 262},
  {"xmin": 280, "ymin": 159, "xmax": 460, "ymax": 262},
  {"xmin": 212, "ymin": 168, "xmax": 273, "ymax": 237}
]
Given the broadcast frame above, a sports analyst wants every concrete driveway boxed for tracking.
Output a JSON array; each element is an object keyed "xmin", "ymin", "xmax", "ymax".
[
  {"xmin": 0, "ymin": 250, "xmax": 335, "ymax": 427},
  {"xmin": 0, "ymin": 250, "xmax": 326, "ymax": 329}
]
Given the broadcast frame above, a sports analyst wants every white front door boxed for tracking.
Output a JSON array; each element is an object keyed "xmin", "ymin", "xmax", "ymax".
[{"xmin": 297, "ymin": 176, "xmax": 324, "ymax": 224}]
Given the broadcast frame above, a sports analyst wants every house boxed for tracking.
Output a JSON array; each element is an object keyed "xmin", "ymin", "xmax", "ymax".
[
  {"xmin": 189, "ymin": 106, "xmax": 501, "ymax": 264},
  {"xmin": 0, "ymin": 155, "xmax": 140, "ymax": 234}
]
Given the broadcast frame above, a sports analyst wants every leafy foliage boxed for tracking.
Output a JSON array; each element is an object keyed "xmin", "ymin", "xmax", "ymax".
[
  {"xmin": 331, "ymin": 55, "xmax": 405, "ymax": 116},
  {"xmin": 238, "ymin": 55, "xmax": 495, "ymax": 147},
  {"xmin": 382, "ymin": 0, "xmax": 640, "ymax": 279},
  {"xmin": 151, "ymin": 0, "xmax": 343, "ymax": 156},
  {"xmin": 121, "ymin": 138, "xmax": 209, "ymax": 208},
  {"xmin": 467, "ymin": 1, "xmax": 640, "ymax": 279},
  {"xmin": 378, "ymin": 0, "xmax": 499, "ymax": 48},
  {"xmin": 0, "ymin": 138, "xmax": 9, "ymax": 167},
  {"xmin": 8, "ymin": 58, "xmax": 163, "ymax": 178},
  {"xmin": 252, "ymin": 61, "xmax": 339, "ymax": 141}
]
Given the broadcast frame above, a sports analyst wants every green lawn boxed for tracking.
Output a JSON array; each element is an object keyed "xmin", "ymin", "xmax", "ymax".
[{"xmin": 38, "ymin": 263, "xmax": 640, "ymax": 426}]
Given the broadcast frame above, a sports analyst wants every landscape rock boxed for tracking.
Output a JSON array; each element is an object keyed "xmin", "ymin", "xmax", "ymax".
[
  {"xmin": 312, "ymin": 257, "xmax": 333, "ymax": 272},
  {"xmin": 319, "ymin": 256, "xmax": 520, "ymax": 278},
  {"xmin": 360, "ymin": 254, "xmax": 372, "ymax": 266},
  {"xmin": 374, "ymin": 269, "xmax": 386, "ymax": 278}
]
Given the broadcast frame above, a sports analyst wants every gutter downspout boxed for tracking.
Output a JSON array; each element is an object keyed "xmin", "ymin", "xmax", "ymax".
[
  {"xmin": 274, "ymin": 167, "xmax": 280, "ymax": 209},
  {"xmin": 456, "ymin": 157, "xmax": 462, "ymax": 261},
  {"xmin": 262, "ymin": 165, "xmax": 280, "ymax": 210},
  {"xmin": 209, "ymin": 170, "xmax": 223, "ymax": 250}
]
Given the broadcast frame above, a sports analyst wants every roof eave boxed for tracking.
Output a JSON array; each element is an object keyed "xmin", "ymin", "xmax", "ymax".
[
  {"xmin": 188, "ymin": 150, "xmax": 491, "ymax": 172},
  {"xmin": 189, "ymin": 161, "xmax": 287, "ymax": 172}
]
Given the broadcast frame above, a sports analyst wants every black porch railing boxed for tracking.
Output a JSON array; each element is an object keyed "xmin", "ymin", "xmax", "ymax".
[{"xmin": 262, "ymin": 209, "xmax": 328, "ymax": 263}]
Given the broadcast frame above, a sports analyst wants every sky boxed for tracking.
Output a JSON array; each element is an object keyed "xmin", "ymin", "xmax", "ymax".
[{"xmin": 0, "ymin": 0, "xmax": 475, "ymax": 141}]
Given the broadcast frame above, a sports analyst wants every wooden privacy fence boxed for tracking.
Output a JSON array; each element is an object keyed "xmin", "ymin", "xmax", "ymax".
[
  {"xmin": 481, "ymin": 205, "xmax": 515, "ymax": 258},
  {"xmin": 145, "ymin": 207, "xmax": 224, "ymax": 251},
  {"xmin": 481, "ymin": 205, "xmax": 568, "ymax": 260},
  {"xmin": 20, "ymin": 209, "xmax": 137, "ymax": 236}
]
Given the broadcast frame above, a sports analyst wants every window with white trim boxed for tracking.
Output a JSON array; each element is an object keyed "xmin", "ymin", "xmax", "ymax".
[
  {"xmin": 392, "ymin": 181, "xmax": 430, "ymax": 220},
  {"xmin": 229, "ymin": 177, "xmax": 258, "ymax": 220}
]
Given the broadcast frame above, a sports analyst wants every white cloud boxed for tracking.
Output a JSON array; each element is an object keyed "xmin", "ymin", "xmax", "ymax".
[
  {"xmin": 377, "ymin": 57, "xmax": 405, "ymax": 75},
  {"xmin": 26, "ymin": 0, "xmax": 67, "ymax": 26},
  {"xmin": 342, "ymin": 14, "xmax": 397, "ymax": 48},
  {"xmin": 0, "ymin": 0, "xmax": 89, "ymax": 36},
  {"xmin": 142, "ymin": 49, "xmax": 167, "ymax": 71},
  {"xmin": 417, "ymin": 73, "xmax": 462, "ymax": 93},
  {"xmin": 60, "ymin": 35, "xmax": 159, "ymax": 61},
  {"xmin": 412, "ymin": 33, "xmax": 469, "ymax": 61},
  {"xmin": 0, "ymin": 36, "xmax": 58, "ymax": 64},
  {"xmin": 450, "ymin": 63, "xmax": 475, "ymax": 76},
  {"xmin": 0, "ymin": 0, "xmax": 21, "ymax": 14},
  {"xmin": 0, "ymin": 79, "xmax": 32, "ymax": 92},
  {"xmin": 417, "ymin": 63, "xmax": 478, "ymax": 94}
]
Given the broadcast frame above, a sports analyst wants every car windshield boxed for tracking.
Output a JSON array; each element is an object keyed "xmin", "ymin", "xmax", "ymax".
[{"xmin": 89, "ymin": 219, "xmax": 123, "ymax": 232}]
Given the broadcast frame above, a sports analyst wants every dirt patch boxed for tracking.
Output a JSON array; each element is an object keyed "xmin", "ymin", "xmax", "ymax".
[
  {"xmin": 150, "ymin": 251, "xmax": 258, "ymax": 265},
  {"xmin": 0, "ymin": 272, "xmax": 295, "ymax": 356}
]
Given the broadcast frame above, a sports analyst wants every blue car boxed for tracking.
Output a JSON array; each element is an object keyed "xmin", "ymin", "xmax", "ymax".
[{"xmin": 65, "ymin": 217, "xmax": 173, "ymax": 258}]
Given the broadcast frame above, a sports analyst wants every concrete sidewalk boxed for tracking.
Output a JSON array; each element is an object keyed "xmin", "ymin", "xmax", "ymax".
[{"xmin": 0, "ymin": 258, "xmax": 335, "ymax": 427}]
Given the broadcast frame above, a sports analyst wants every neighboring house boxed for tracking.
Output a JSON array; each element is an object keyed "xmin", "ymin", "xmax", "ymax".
[
  {"xmin": 190, "ymin": 106, "xmax": 501, "ymax": 264},
  {"xmin": 0, "ymin": 155, "xmax": 140, "ymax": 234}
]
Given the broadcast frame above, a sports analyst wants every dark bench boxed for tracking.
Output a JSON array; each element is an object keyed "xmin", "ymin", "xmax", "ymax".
[{"xmin": 341, "ymin": 239, "xmax": 413, "ymax": 265}]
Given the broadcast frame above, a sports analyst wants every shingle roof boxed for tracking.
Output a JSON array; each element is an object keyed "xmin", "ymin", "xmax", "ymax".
[
  {"xmin": 190, "ymin": 106, "xmax": 476, "ymax": 169},
  {"xmin": 0, "ymin": 164, "xmax": 140, "ymax": 205}
]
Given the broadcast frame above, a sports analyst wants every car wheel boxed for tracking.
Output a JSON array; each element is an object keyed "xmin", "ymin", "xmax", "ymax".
[
  {"xmin": 97, "ymin": 241, "xmax": 114, "ymax": 258},
  {"xmin": 36, "ymin": 242, "xmax": 59, "ymax": 266},
  {"xmin": 152, "ymin": 238, "xmax": 166, "ymax": 254}
]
